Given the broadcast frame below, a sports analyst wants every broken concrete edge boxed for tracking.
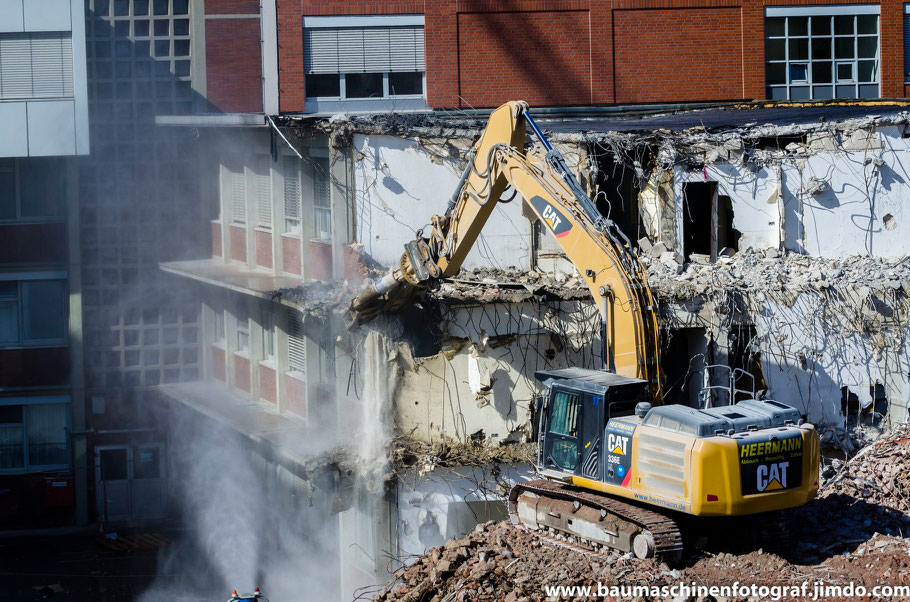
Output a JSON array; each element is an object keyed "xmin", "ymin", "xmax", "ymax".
[{"xmin": 278, "ymin": 106, "xmax": 910, "ymax": 156}]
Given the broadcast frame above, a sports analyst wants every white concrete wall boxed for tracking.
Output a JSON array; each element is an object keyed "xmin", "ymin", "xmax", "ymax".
[
  {"xmin": 753, "ymin": 292, "xmax": 909, "ymax": 433},
  {"xmin": 675, "ymin": 126, "xmax": 910, "ymax": 259},
  {"xmin": 392, "ymin": 301, "xmax": 602, "ymax": 444},
  {"xmin": 353, "ymin": 133, "xmax": 557, "ymax": 271},
  {"xmin": 395, "ymin": 463, "xmax": 534, "ymax": 561}
]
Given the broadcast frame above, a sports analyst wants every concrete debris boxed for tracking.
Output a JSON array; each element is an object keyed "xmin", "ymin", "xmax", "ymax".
[
  {"xmin": 435, "ymin": 268, "xmax": 589, "ymax": 303},
  {"xmin": 376, "ymin": 426, "xmax": 910, "ymax": 601},
  {"xmin": 388, "ymin": 437, "xmax": 536, "ymax": 476},
  {"xmin": 644, "ymin": 249, "xmax": 910, "ymax": 307}
]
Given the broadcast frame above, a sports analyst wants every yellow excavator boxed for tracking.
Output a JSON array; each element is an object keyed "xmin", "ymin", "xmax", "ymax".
[{"xmin": 350, "ymin": 102, "xmax": 819, "ymax": 560}]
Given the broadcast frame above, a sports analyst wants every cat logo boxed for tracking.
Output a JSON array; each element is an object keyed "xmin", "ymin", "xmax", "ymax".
[
  {"xmin": 529, "ymin": 195, "xmax": 573, "ymax": 238},
  {"xmin": 607, "ymin": 433, "xmax": 629, "ymax": 456},
  {"xmin": 756, "ymin": 461, "xmax": 789, "ymax": 492}
]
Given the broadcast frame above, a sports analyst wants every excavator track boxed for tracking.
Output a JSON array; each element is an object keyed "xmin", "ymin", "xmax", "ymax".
[{"xmin": 508, "ymin": 479, "xmax": 683, "ymax": 561}]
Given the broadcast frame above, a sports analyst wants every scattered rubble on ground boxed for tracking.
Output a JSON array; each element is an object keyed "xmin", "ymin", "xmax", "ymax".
[{"xmin": 374, "ymin": 425, "xmax": 910, "ymax": 602}]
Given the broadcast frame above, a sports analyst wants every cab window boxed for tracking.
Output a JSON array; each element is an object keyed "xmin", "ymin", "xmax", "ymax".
[{"xmin": 550, "ymin": 391, "xmax": 579, "ymax": 437}]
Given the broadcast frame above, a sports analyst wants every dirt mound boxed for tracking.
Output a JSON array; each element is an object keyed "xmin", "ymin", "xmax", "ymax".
[{"xmin": 374, "ymin": 425, "xmax": 910, "ymax": 602}]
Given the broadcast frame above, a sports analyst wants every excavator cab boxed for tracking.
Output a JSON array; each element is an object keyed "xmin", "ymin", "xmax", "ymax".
[{"xmin": 535, "ymin": 368, "xmax": 649, "ymax": 480}]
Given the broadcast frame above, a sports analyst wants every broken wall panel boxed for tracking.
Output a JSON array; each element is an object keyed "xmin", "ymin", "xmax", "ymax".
[
  {"xmin": 352, "ymin": 133, "xmax": 533, "ymax": 271},
  {"xmin": 392, "ymin": 301, "xmax": 601, "ymax": 445}
]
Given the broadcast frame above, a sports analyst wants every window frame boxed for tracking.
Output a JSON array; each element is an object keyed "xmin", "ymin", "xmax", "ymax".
[
  {"xmin": 0, "ymin": 159, "xmax": 66, "ymax": 225},
  {"xmin": 0, "ymin": 397, "xmax": 71, "ymax": 474},
  {"xmin": 302, "ymin": 15, "xmax": 426, "ymax": 102},
  {"xmin": 0, "ymin": 275, "xmax": 68, "ymax": 349},
  {"xmin": 304, "ymin": 71, "xmax": 426, "ymax": 101},
  {"xmin": 765, "ymin": 6, "xmax": 880, "ymax": 100}
]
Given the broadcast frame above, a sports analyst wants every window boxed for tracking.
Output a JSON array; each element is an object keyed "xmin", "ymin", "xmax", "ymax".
[
  {"xmin": 0, "ymin": 159, "xmax": 66, "ymax": 223},
  {"xmin": 313, "ymin": 157, "xmax": 332, "ymax": 240},
  {"xmin": 303, "ymin": 19, "xmax": 425, "ymax": 100},
  {"xmin": 287, "ymin": 310, "xmax": 306, "ymax": 374},
  {"xmin": 221, "ymin": 162, "xmax": 246, "ymax": 224},
  {"xmin": 213, "ymin": 309, "xmax": 225, "ymax": 344},
  {"xmin": 548, "ymin": 390, "xmax": 579, "ymax": 472},
  {"xmin": 550, "ymin": 391, "xmax": 580, "ymax": 438},
  {"xmin": 0, "ymin": 32, "xmax": 74, "ymax": 99},
  {"xmin": 284, "ymin": 156, "xmax": 302, "ymax": 234},
  {"xmin": 252, "ymin": 157, "xmax": 272, "ymax": 230},
  {"xmin": 904, "ymin": 5, "xmax": 910, "ymax": 80},
  {"xmin": 0, "ymin": 279, "xmax": 67, "ymax": 347},
  {"xmin": 236, "ymin": 318, "xmax": 249, "ymax": 353},
  {"xmin": 766, "ymin": 7, "xmax": 880, "ymax": 100},
  {"xmin": 0, "ymin": 400, "xmax": 69, "ymax": 472},
  {"xmin": 262, "ymin": 313, "xmax": 275, "ymax": 360}
]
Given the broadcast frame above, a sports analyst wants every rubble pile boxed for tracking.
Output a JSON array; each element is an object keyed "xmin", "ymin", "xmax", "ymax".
[
  {"xmin": 374, "ymin": 426, "xmax": 910, "ymax": 602},
  {"xmin": 641, "ymin": 246, "xmax": 910, "ymax": 303}
]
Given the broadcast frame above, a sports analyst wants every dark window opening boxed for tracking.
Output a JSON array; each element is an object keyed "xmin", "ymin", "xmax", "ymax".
[
  {"xmin": 728, "ymin": 324, "xmax": 766, "ymax": 402},
  {"xmin": 681, "ymin": 182, "xmax": 714, "ymax": 261},
  {"xmin": 681, "ymin": 182, "xmax": 740, "ymax": 262},
  {"xmin": 345, "ymin": 72, "xmax": 383, "ymax": 98},
  {"xmin": 841, "ymin": 383, "xmax": 888, "ymax": 429},
  {"xmin": 305, "ymin": 74, "xmax": 340, "ymax": 98},
  {"xmin": 661, "ymin": 328, "xmax": 707, "ymax": 408},
  {"xmin": 592, "ymin": 149, "xmax": 647, "ymax": 244},
  {"xmin": 389, "ymin": 72, "xmax": 423, "ymax": 96}
]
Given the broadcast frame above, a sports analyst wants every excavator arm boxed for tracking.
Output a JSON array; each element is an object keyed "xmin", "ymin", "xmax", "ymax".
[{"xmin": 350, "ymin": 101, "xmax": 662, "ymax": 397}]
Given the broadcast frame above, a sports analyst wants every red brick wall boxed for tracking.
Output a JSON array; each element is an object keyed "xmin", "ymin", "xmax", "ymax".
[
  {"xmin": 613, "ymin": 7, "xmax": 744, "ymax": 104},
  {"xmin": 255, "ymin": 229, "xmax": 272, "ymax": 269},
  {"xmin": 276, "ymin": 0, "xmax": 908, "ymax": 112},
  {"xmin": 211, "ymin": 345, "xmax": 226, "ymax": 382},
  {"xmin": 233, "ymin": 354, "xmax": 251, "ymax": 393},
  {"xmin": 230, "ymin": 225, "xmax": 247, "ymax": 263},
  {"xmin": 212, "ymin": 222, "xmax": 222, "ymax": 257},
  {"xmin": 259, "ymin": 363, "xmax": 277, "ymax": 403},
  {"xmin": 308, "ymin": 239, "xmax": 332, "ymax": 281},
  {"xmin": 0, "ymin": 223, "xmax": 66, "ymax": 265},
  {"xmin": 205, "ymin": 18, "xmax": 263, "ymax": 112},
  {"xmin": 0, "ymin": 348, "xmax": 69, "ymax": 387},
  {"xmin": 282, "ymin": 234, "xmax": 301, "ymax": 275},
  {"xmin": 206, "ymin": 0, "xmax": 259, "ymax": 14},
  {"xmin": 285, "ymin": 372, "xmax": 307, "ymax": 419},
  {"xmin": 456, "ymin": 10, "xmax": 592, "ymax": 107},
  {"xmin": 278, "ymin": 1, "xmax": 425, "ymax": 112}
]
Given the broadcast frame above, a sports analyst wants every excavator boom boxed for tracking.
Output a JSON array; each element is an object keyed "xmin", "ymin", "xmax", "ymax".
[{"xmin": 350, "ymin": 101, "xmax": 662, "ymax": 397}]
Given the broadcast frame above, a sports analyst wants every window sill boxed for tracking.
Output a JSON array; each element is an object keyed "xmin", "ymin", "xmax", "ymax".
[
  {"xmin": 233, "ymin": 350, "xmax": 251, "ymax": 360},
  {"xmin": 281, "ymin": 232, "xmax": 301, "ymax": 240},
  {"xmin": 259, "ymin": 358, "xmax": 277, "ymax": 370},
  {"xmin": 309, "ymin": 237, "xmax": 332, "ymax": 245},
  {"xmin": 286, "ymin": 369, "xmax": 306, "ymax": 383},
  {"xmin": 0, "ymin": 219, "xmax": 65, "ymax": 226},
  {"xmin": 0, "ymin": 342, "xmax": 68, "ymax": 350},
  {"xmin": 210, "ymin": 341, "xmax": 226, "ymax": 350},
  {"xmin": 254, "ymin": 227, "xmax": 273, "ymax": 234}
]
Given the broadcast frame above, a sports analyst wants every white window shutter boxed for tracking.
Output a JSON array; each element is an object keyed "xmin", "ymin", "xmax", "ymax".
[
  {"xmin": 231, "ymin": 170, "xmax": 246, "ymax": 224},
  {"xmin": 0, "ymin": 32, "xmax": 73, "ymax": 99},
  {"xmin": 363, "ymin": 28, "xmax": 391, "ymax": 72},
  {"xmin": 256, "ymin": 157, "xmax": 272, "ymax": 229},
  {"xmin": 0, "ymin": 34, "xmax": 32, "ymax": 98},
  {"xmin": 337, "ymin": 28, "xmax": 365, "ymax": 73},
  {"xmin": 30, "ymin": 33, "xmax": 73, "ymax": 97},
  {"xmin": 287, "ymin": 310, "xmax": 306, "ymax": 373},
  {"xmin": 389, "ymin": 27, "xmax": 424, "ymax": 72},
  {"xmin": 283, "ymin": 157, "xmax": 301, "ymax": 221},
  {"xmin": 304, "ymin": 28, "xmax": 339, "ymax": 74}
]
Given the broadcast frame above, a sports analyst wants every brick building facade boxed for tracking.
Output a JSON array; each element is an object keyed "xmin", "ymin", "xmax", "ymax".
[{"xmin": 272, "ymin": 0, "xmax": 910, "ymax": 114}]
